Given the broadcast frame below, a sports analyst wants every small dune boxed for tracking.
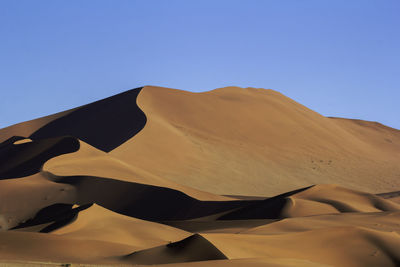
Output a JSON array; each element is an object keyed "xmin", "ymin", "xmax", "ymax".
[
  {"xmin": 219, "ymin": 184, "xmax": 400, "ymax": 220},
  {"xmin": 202, "ymin": 227, "xmax": 400, "ymax": 267},
  {"xmin": 122, "ymin": 234, "xmax": 228, "ymax": 264},
  {"xmin": 52, "ymin": 204, "xmax": 190, "ymax": 248}
]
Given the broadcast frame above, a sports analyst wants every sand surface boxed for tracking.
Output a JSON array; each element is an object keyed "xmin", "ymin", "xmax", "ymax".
[{"xmin": 0, "ymin": 86, "xmax": 399, "ymax": 266}]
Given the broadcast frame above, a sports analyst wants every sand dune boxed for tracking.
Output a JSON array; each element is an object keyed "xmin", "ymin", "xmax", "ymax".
[
  {"xmin": 30, "ymin": 88, "xmax": 146, "ymax": 152},
  {"xmin": 0, "ymin": 109, "xmax": 76, "ymax": 144},
  {"xmin": 111, "ymin": 86, "xmax": 400, "ymax": 196},
  {"xmin": 43, "ymin": 139, "xmax": 232, "ymax": 201},
  {"xmin": 220, "ymin": 184, "xmax": 400, "ymax": 220},
  {"xmin": 122, "ymin": 234, "xmax": 228, "ymax": 264},
  {"xmin": 0, "ymin": 172, "xmax": 76, "ymax": 230},
  {"xmin": 2, "ymin": 86, "xmax": 399, "ymax": 195},
  {"xmin": 0, "ymin": 230, "xmax": 134, "ymax": 264},
  {"xmin": 242, "ymin": 211, "xmax": 400, "ymax": 235},
  {"xmin": 0, "ymin": 136, "xmax": 79, "ymax": 179},
  {"xmin": 52, "ymin": 204, "xmax": 190, "ymax": 248},
  {"xmin": 45, "ymin": 174, "xmax": 256, "ymax": 221},
  {"xmin": 203, "ymin": 227, "xmax": 400, "ymax": 267},
  {"xmin": 0, "ymin": 86, "xmax": 399, "ymax": 266},
  {"xmin": 163, "ymin": 219, "xmax": 276, "ymax": 234},
  {"xmin": 151, "ymin": 258, "xmax": 330, "ymax": 267}
]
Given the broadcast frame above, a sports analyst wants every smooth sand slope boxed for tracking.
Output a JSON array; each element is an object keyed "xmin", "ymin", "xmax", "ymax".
[
  {"xmin": 111, "ymin": 86, "xmax": 400, "ymax": 196},
  {"xmin": 219, "ymin": 184, "xmax": 400, "ymax": 220},
  {"xmin": 0, "ymin": 86, "xmax": 399, "ymax": 266},
  {"xmin": 1, "ymin": 86, "xmax": 399, "ymax": 195}
]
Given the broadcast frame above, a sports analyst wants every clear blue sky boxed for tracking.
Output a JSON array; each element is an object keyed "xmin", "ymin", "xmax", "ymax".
[{"xmin": 1, "ymin": 0, "xmax": 399, "ymax": 129}]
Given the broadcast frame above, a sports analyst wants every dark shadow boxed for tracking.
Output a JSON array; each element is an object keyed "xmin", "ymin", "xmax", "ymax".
[
  {"xmin": 163, "ymin": 219, "xmax": 277, "ymax": 233},
  {"xmin": 218, "ymin": 185, "xmax": 313, "ymax": 220},
  {"xmin": 0, "ymin": 136, "xmax": 80, "ymax": 179},
  {"xmin": 377, "ymin": 191, "xmax": 400, "ymax": 199},
  {"xmin": 121, "ymin": 234, "xmax": 227, "ymax": 264},
  {"xmin": 53, "ymin": 175, "xmax": 260, "ymax": 221},
  {"xmin": 30, "ymin": 87, "xmax": 146, "ymax": 152},
  {"xmin": 12, "ymin": 203, "xmax": 92, "ymax": 233},
  {"xmin": 0, "ymin": 136, "xmax": 26, "ymax": 150}
]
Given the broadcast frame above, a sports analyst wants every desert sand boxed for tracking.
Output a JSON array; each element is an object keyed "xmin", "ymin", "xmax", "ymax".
[{"xmin": 0, "ymin": 86, "xmax": 399, "ymax": 266}]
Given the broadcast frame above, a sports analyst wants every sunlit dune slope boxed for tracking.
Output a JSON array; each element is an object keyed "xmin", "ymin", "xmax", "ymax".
[
  {"xmin": 121, "ymin": 221, "xmax": 400, "ymax": 267},
  {"xmin": 0, "ymin": 85, "xmax": 400, "ymax": 266},
  {"xmin": 201, "ymin": 227, "xmax": 400, "ymax": 267},
  {"xmin": 122, "ymin": 233, "xmax": 228, "ymax": 265},
  {"xmin": 242, "ymin": 211, "xmax": 400, "ymax": 235},
  {"xmin": 219, "ymin": 184, "xmax": 400, "ymax": 220},
  {"xmin": 43, "ymin": 139, "xmax": 231, "ymax": 201},
  {"xmin": 52, "ymin": 204, "xmax": 190, "ymax": 248},
  {"xmin": 0, "ymin": 230, "xmax": 134, "ymax": 264},
  {"xmin": 150, "ymin": 258, "xmax": 330, "ymax": 267},
  {"xmin": 111, "ymin": 86, "xmax": 400, "ymax": 196},
  {"xmin": 0, "ymin": 172, "xmax": 76, "ymax": 230},
  {"xmin": 1, "ymin": 86, "xmax": 399, "ymax": 195}
]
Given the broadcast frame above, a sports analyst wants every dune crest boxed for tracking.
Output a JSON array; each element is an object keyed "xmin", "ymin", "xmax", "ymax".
[
  {"xmin": 220, "ymin": 184, "xmax": 400, "ymax": 220},
  {"xmin": 111, "ymin": 86, "xmax": 400, "ymax": 196},
  {"xmin": 0, "ymin": 86, "xmax": 399, "ymax": 266}
]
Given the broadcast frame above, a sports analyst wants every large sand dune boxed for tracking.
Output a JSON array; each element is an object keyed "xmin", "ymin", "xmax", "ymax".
[
  {"xmin": 112, "ymin": 86, "xmax": 400, "ymax": 196},
  {"xmin": 0, "ymin": 86, "xmax": 399, "ymax": 266}
]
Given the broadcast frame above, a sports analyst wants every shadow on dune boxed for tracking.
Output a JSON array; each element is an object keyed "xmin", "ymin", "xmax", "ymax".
[
  {"xmin": 0, "ymin": 136, "xmax": 26, "ymax": 149},
  {"xmin": 377, "ymin": 191, "xmax": 400, "ymax": 200},
  {"xmin": 121, "ymin": 234, "xmax": 227, "ymax": 264},
  {"xmin": 12, "ymin": 203, "xmax": 92, "ymax": 233},
  {"xmin": 218, "ymin": 186, "xmax": 312, "ymax": 220},
  {"xmin": 30, "ymin": 87, "xmax": 146, "ymax": 152},
  {"xmin": 0, "ymin": 136, "xmax": 80, "ymax": 179},
  {"xmin": 50, "ymin": 175, "xmax": 261, "ymax": 221}
]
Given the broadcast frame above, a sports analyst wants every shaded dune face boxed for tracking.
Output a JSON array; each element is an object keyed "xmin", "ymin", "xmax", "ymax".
[
  {"xmin": 111, "ymin": 86, "xmax": 400, "ymax": 196},
  {"xmin": 202, "ymin": 227, "xmax": 400, "ymax": 267},
  {"xmin": 0, "ymin": 136, "xmax": 80, "ymax": 179},
  {"xmin": 122, "ymin": 234, "xmax": 228, "ymax": 264},
  {"xmin": 0, "ymin": 86, "xmax": 400, "ymax": 266},
  {"xmin": 30, "ymin": 87, "xmax": 146, "ymax": 152},
  {"xmin": 219, "ymin": 186, "xmax": 312, "ymax": 220},
  {"xmin": 49, "ymin": 175, "xmax": 258, "ymax": 221},
  {"xmin": 219, "ymin": 184, "xmax": 400, "ymax": 220},
  {"xmin": 0, "ymin": 173, "xmax": 77, "ymax": 230},
  {"xmin": 12, "ymin": 203, "xmax": 92, "ymax": 233}
]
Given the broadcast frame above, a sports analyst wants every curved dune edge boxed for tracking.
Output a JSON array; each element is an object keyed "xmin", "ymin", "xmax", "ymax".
[
  {"xmin": 110, "ymin": 85, "xmax": 400, "ymax": 196},
  {"xmin": 241, "ymin": 211, "xmax": 400, "ymax": 235},
  {"xmin": 1, "ymin": 86, "xmax": 399, "ymax": 195},
  {"xmin": 0, "ymin": 86, "xmax": 399, "ymax": 266},
  {"xmin": 2, "ymin": 181, "xmax": 400, "ymax": 265},
  {"xmin": 145, "ymin": 257, "xmax": 330, "ymax": 267},
  {"xmin": 13, "ymin": 138, "xmax": 33, "ymax": 145},
  {"xmin": 40, "ymin": 172, "xmax": 258, "ymax": 221},
  {"xmin": 219, "ymin": 184, "xmax": 400, "ymax": 220},
  {"xmin": 202, "ymin": 227, "xmax": 400, "ymax": 267},
  {"xmin": 0, "ymin": 136, "xmax": 80, "ymax": 179},
  {"xmin": 30, "ymin": 87, "xmax": 146, "ymax": 152},
  {"xmin": 0, "ymin": 172, "xmax": 76, "ymax": 230},
  {"xmin": 0, "ymin": 258, "xmax": 330, "ymax": 267},
  {"xmin": 52, "ymin": 204, "xmax": 190, "ymax": 248},
  {"xmin": 121, "ymin": 233, "xmax": 228, "ymax": 265},
  {"xmin": 0, "ymin": 230, "xmax": 135, "ymax": 264},
  {"xmin": 43, "ymin": 139, "xmax": 234, "ymax": 201},
  {"xmin": 0, "ymin": 87, "xmax": 147, "ymax": 152},
  {"xmin": 0, "ymin": 108, "xmax": 77, "ymax": 143}
]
